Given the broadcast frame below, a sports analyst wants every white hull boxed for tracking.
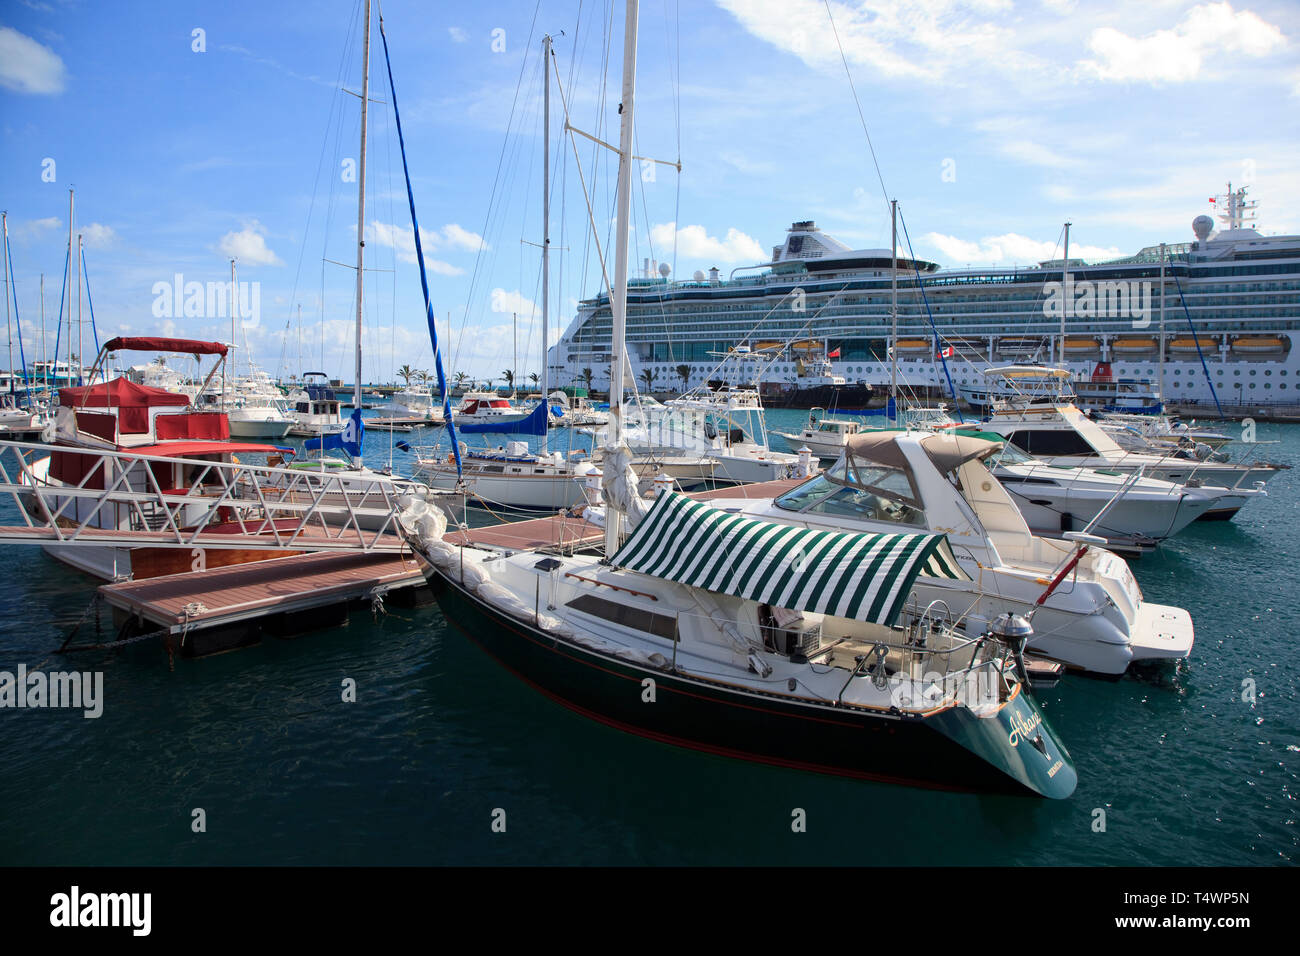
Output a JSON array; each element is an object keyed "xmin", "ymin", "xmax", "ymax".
[
  {"xmin": 229, "ymin": 418, "xmax": 294, "ymax": 439},
  {"xmin": 420, "ymin": 465, "xmax": 587, "ymax": 510}
]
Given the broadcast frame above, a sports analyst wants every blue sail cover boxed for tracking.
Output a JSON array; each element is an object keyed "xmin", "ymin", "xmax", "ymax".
[
  {"xmin": 304, "ymin": 407, "xmax": 365, "ymax": 458},
  {"xmin": 457, "ymin": 399, "xmax": 548, "ymax": 436}
]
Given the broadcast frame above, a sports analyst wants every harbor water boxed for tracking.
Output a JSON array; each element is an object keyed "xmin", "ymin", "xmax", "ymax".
[{"xmin": 1, "ymin": 410, "xmax": 1295, "ymax": 865}]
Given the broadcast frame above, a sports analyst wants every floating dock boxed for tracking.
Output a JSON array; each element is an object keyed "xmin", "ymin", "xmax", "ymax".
[
  {"xmin": 81, "ymin": 476, "xmax": 808, "ymax": 659},
  {"xmin": 98, "ymin": 550, "xmax": 428, "ymax": 657}
]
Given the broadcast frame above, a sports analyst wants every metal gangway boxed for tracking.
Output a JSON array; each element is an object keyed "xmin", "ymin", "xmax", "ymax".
[{"xmin": 0, "ymin": 439, "xmax": 442, "ymax": 554}]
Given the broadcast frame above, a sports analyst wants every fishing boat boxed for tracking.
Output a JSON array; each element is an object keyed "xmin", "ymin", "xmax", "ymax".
[
  {"xmin": 772, "ymin": 407, "xmax": 864, "ymax": 460},
  {"xmin": 398, "ymin": 2, "xmax": 1075, "ymax": 798},
  {"xmin": 287, "ymin": 373, "xmax": 345, "ymax": 437}
]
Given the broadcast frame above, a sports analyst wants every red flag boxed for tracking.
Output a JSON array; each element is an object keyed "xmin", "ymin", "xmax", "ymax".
[
  {"xmin": 936, "ymin": 346, "xmax": 954, "ymax": 359},
  {"xmin": 1209, "ymin": 198, "xmax": 1216, "ymax": 203},
  {"xmin": 827, "ymin": 348, "xmax": 841, "ymax": 358}
]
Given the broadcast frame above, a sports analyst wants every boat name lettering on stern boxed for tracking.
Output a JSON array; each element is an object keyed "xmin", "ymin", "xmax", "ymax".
[
  {"xmin": 1006, "ymin": 707, "xmax": 1042, "ymax": 747},
  {"xmin": 0, "ymin": 665, "xmax": 103, "ymax": 718},
  {"xmin": 49, "ymin": 886, "xmax": 151, "ymax": 936}
]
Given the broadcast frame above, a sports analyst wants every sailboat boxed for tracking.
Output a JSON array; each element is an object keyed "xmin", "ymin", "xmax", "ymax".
[
  {"xmin": 398, "ymin": 3, "xmax": 1075, "ymax": 798},
  {"xmin": 415, "ymin": 32, "xmax": 696, "ymax": 512},
  {"xmin": 268, "ymin": 0, "xmax": 450, "ymax": 528}
]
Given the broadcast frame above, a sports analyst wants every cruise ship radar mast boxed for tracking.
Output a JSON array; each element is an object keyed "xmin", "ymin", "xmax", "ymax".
[{"xmin": 1213, "ymin": 183, "xmax": 1257, "ymax": 232}]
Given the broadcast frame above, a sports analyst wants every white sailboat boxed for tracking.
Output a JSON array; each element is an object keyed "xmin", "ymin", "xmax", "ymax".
[{"xmin": 397, "ymin": 2, "xmax": 1076, "ymax": 798}]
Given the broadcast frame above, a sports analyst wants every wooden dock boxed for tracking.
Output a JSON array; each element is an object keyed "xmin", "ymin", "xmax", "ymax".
[{"xmin": 99, "ymin": 549, "xmax": 427, "ymax": 656}]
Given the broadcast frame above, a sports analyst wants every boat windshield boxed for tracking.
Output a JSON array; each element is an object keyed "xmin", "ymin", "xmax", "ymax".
[{"xmin": 775, "ymin": 457, "xmax": 926, "ymax": 527}]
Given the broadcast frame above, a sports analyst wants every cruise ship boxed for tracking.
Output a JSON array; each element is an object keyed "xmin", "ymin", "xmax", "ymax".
[{"xmin": 548, "ymin": 186, "xmax": 1298, "ymax": 408}]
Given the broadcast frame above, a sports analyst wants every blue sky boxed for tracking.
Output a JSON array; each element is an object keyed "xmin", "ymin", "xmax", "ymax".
[{"xmin": 2, "ymin": 0, "xmax": 1297, "ymax": 384}]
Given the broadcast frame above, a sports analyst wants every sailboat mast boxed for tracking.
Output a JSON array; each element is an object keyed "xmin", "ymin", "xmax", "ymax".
[
  {"xmin": 66, "ymin": 189, "xmax": 74, "ymax": 386},
  {"xmin": 227, "ymin": 258, "xmax": 236, "ymax": 410},
  {"xmin": 76, "ymin": 232, "xmax": 83, "ymax": 385},
  {"xmin": 889, "ymin": 199, "xmax": 897, "ymax": 425},
  {"xmin": 352, "ymin": 0, "xmax": 372, "ymax": 466},
  {"xmin": 3, "ymin": 212, "xmax": 11, "ymax": 397},
  {"xmin": 603, "ymin": 0, "xmax": 639, "ymax": 559},
  {"xmin": 541, "ymin": 32, "xmax": 552, "ymax": 456},
  {"xmin": 1060, "ymin": 222, "xmax": 1070, "ymax": 368},
  {"xmin": 40, "ymin": 274, "xmax": 45, "ymax": 400}
]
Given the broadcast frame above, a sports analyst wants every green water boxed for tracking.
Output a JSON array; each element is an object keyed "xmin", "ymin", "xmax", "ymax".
[{"xmin": 1, "ymin": 413, "xmax": 1295, "ymax": 865}]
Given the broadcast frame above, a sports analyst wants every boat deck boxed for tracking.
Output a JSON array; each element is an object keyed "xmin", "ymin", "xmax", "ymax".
[{"xmin": 444, "ymin": 476, "xmax": 807, "ymax": 553}]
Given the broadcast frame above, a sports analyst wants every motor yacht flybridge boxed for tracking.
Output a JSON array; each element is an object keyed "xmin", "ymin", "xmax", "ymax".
[
  {"xmin": 396, "ymin": 2, "xmax": 1075, "ymax": 797},
  {"xmin": 712, "ymin": 430, "xmax": 1196, "ymax": 676}
]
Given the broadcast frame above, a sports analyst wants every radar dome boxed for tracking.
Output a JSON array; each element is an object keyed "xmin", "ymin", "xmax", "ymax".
[
  {"xmin": 693, "ymin": 270, "xmax": 705, "ymax": 281},
  {"xmin": 658, "ymin": 262, "xmax": 671, "ymax": 277},
  {"xmin": 1192, "ymin": 215, "xmax": 1213, "ymax": 241}
]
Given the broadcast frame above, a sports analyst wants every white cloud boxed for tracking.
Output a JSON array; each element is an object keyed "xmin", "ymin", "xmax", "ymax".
[
  {"xmin": 448, "ymin": 27, "xmax": 468, "ymax": 43},
  {"xmin": 489, "ymin": 288, "xmax": 539, "ymax": 318},
  {"xmin": 922, "ymin": 231, "xmax": 1123, "ymax": 265},
  {"xmin": 14, "ymin": 216, "xmax": 60, "ymax": 239},
  {"xmin": 1080, "ymin": 2, "xmax": 1286, "ymax": 84},
  {"xmin": 366, "ymin": 221, "xmax": 476, "ymax": 273},
  {"xmin": 0, "ymin": 26, "xmax": 65, "ymax": 95},
  {"xmin": 649, "ymin": 222, "xmax": 766, "ymax": 263},
  {"xmin": 217, "ymin": 220, "xmax": 283, "ymax": 266},
  {"xmin": 82, "ymin": 223, "xmax": 116, "ymax": 247},
  {"xmin": 438, "ymin": 223, "xmax": 486, "ymax": 252},
  {"xmin": 424, "ymin": 259, "xmax": 465, "ymax": 276},
  {"xmin": 715, "ymin": 0, "xmax": 1042, "ymax": 85}
]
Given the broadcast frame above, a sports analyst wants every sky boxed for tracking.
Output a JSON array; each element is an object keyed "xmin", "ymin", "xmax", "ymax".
[{"xmin": 2, "ymin": 0, "xmax": 1298, "ymax": 385}]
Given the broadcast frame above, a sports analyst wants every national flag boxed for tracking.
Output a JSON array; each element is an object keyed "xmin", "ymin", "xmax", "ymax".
[
  {"xmin": 936, "ymin": 346, "xmax": 955, "ymax": 359},
  {"xmin": 827, "ymin": 348, "xmax": 841, "ymax": 358}
]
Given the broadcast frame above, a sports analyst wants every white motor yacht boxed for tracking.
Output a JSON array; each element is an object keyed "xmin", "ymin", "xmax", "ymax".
[{"xmin": 709, "ymin": 430, "xmax": 1196, "ymax": 676}]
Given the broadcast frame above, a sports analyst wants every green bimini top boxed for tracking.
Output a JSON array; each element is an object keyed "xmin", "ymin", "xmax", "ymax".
[{"xmin": 612, "ymin": 491, "xmax": 967, "ymax": 627}]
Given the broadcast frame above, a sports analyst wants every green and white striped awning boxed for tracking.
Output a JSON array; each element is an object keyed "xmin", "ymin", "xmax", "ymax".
[{"xmin": 612, "ymin": 491, "xmax": 968, "ymax": 627}]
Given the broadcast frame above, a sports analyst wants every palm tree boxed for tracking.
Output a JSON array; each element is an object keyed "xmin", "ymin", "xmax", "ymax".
[
  {"xmin": 640, "ymin": 368, "xmax": 656, "ymax": 394},
  {"xmin": 528, "ymin": 372, "xmax": 540, "ymax": 391},
  {"xmin": 675, "ymin": 363, "xmax": 691, "ymax": 393},
  {"xmin": 579, "ymin": 367, "xmax": 594, "ymax": 394},
  {"xmin": 501, "ymin": 369, "xmax": 516, "ymax": 395},
  {"xmin": 397, "ymin": 364, "xmax": 415, "ymax": 386}
]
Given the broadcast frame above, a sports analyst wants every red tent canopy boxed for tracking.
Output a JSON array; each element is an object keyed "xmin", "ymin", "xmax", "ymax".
[
  {"xmin": 59, "ymin": 377, "xmax": 192, "ymax": 409},
  {"xmin": 103, "ymin": 336, "xmax": 228, "ymax": 357}
]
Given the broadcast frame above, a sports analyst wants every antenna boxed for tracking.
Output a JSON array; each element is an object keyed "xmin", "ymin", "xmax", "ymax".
[{"xmin": 1213, "ymin": 182, "xmax": 1257, "ymax": 231}]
